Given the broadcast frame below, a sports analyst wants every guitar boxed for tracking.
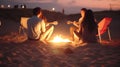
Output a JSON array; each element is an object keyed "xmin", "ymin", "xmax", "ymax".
[
  {"xmin": 49, "ymin": 21, "xmax": 58, "ymax": 25},
  {"xmin": 46, "ymin": 21, "xmax": 58, "ymax": 27},
  {"xmin": 67, "ymin": 21, "xmax": 77, "ymax": 25},
  {"xmin": 67, "ymin": 20, "xmax": 80, "ymax": 28}
]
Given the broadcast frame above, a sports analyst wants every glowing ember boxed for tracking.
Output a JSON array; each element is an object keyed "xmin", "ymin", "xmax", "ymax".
[{"xmin": 50, "ymin": 35, "xmax": 71, "ymax": 43}]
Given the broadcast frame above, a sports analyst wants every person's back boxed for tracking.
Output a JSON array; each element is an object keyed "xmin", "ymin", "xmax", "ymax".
[
  {"xmin": 79, "ymin": 9, "xmax": 98, "ymax": 43},
  {"xmin": 80, "ymin": 24, "xmax": 97, "ymax": 43},
  {"xmin": 27, "ymin": 7, "xmax": 42, "ymax": 40},
  {"xmin": 27, "ymin": 16, "xmax": 42, "ymax": 40},
  {"xmin": 27, "ymin": 7, "xmax": 57, "ymax": 42}
]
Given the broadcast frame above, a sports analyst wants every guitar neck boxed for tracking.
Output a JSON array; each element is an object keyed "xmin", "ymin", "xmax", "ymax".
[
  {"xmin": 48, "ymin": 21, "xmax": 58, "ymax": 25},
  {"xmin": 67, "ymin": 21, "xmax": 74, "ymax": 24}
]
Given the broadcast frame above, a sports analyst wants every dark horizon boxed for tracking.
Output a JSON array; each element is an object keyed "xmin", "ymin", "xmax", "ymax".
[{"xmin": 0, "ymin": 0, "xmax": 120, "ymax": 14}]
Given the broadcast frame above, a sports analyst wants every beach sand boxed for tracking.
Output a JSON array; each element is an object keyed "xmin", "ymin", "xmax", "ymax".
[
  {"xmin": 0, "ymin": 30, "xmax": 120, "ymax": 67},
  {"xmin": 0, "ymin": 9, "xmax": 120, "ymax": 67}
]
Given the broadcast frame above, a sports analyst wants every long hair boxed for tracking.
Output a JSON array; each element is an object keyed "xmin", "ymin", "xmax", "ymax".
[{"xmin": 81, "ymin": 9, "xmax": 97, "ymax": 32}]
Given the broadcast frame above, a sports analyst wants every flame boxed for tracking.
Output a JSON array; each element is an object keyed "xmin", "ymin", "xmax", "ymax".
[{"xmin": 50, "ymin": 35, "xmax": 71, "ymax": 43}]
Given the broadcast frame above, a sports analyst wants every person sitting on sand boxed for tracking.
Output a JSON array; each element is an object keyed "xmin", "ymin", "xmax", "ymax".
[
  {"xmin": 27, "ymin": 7, "xmax": 58, "ymax": 42},
  {"xmin": 74, "ymin": 9, "xmax": 98, "ymax": 43},
  {"xmin": 67, "ymin": 8, "xmax": 87, "ymax": 41}
]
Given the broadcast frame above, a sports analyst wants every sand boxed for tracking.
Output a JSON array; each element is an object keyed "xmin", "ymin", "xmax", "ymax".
[{"xmin": 0, "ymin": 33, "xmax": 120, "ymax": 67}]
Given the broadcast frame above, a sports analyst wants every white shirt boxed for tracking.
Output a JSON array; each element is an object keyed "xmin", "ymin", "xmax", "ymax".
[{"xmin": 27, "ymin": 16, "xmax": 46, "ymax": 39}]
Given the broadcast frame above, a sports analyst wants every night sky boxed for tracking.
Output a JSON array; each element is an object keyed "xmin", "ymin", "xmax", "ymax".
[{"xmin": 0, "ymin": 0, "xmax": 120, "ymax": 14}]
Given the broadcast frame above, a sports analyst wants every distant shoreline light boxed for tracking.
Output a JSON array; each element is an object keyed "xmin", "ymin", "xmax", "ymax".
[
  {"xmin": 1, "ymin": 5, "xmax": 4, "ymax": 8},
  {"xmin": 8, "ymin": 5, "xmax": 11, "ymax": 8},
  {"xmin": 52, "ymin": 8, "xmax": 55, "ymax": 11},
  {"xmin": 0, "ymin": 4, "xmax": 11, "ymax": 8}
]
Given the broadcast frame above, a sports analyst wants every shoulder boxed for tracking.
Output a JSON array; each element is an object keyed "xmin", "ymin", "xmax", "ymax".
[
  {"xmin": 79, "ymin": 17, "xmax": 83, "ymax": 22},
  {"xmin": 79, "ymin": 18, "xmax": 82, "ymax": 21},
  {"xmin": 29, "ymin": 16, "xmax": 42, "ymax": 22}
]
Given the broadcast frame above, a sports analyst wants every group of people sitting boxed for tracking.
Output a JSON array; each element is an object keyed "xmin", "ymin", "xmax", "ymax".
[
  {"xmin": 68, "ymin": 8, "xmax": 98, "ymax": 44},
  {"xmin": 27, "ymin": 7, "xmax": 98, "ymax": 44}
]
